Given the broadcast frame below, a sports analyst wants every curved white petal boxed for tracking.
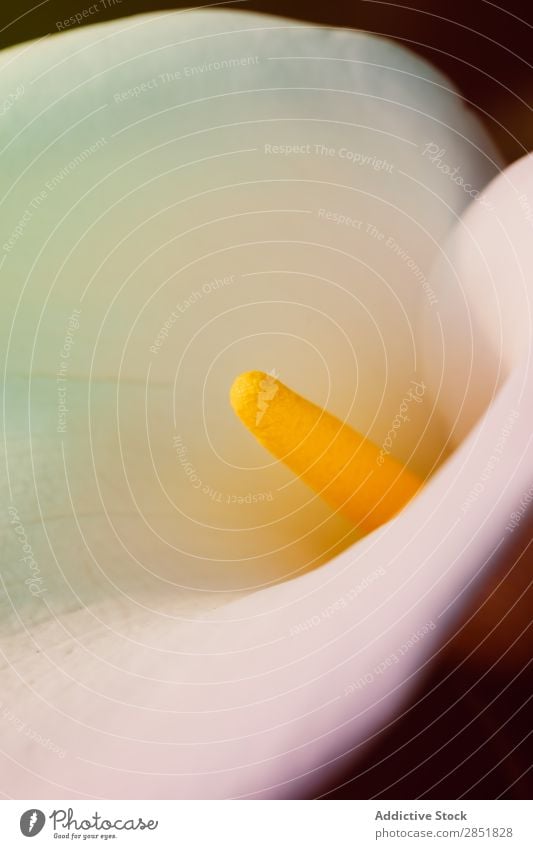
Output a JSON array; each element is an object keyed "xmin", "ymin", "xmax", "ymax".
[{"xmin": 0, "ymin": 10, "xmax": 516, "ymax": 798}]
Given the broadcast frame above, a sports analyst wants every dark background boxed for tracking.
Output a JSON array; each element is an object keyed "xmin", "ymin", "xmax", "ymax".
[{"xmin": 1, "ymin": 0, "xmax": 531, "ymax": 799}]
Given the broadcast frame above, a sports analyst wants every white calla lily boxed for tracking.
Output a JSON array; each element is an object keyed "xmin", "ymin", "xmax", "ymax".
[{"xmin": 2, "ymin": 10, "xmax": 528, "ymax": 799}]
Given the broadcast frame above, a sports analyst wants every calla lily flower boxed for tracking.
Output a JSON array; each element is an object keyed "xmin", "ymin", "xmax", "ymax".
[{"xmin": 0, "ymin": 9, "xmax": 528, "ymax": 799}]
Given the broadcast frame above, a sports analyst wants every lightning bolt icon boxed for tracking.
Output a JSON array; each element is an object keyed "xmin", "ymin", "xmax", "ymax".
[{"xmin": 28, "ymin": 811, "xmax": 38, "ymax": 833}]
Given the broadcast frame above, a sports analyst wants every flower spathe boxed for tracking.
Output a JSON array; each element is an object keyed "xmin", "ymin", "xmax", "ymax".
[{"xmin": 2, "ymin": 10, "xmax": 527, "ymax": 798}]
